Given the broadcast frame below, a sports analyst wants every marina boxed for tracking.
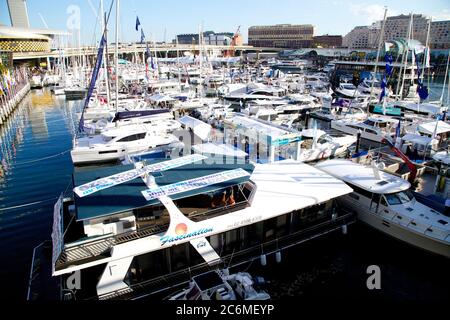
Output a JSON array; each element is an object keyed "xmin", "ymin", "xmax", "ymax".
[{"xmin": 0, "ymin": 0, "xmax": 449, "ymax": 307}]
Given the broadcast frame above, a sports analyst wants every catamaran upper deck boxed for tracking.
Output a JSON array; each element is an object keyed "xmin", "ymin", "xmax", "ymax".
[{"xmin": 52, "ymin": 155, "xmax": 352, "ymax": 277}]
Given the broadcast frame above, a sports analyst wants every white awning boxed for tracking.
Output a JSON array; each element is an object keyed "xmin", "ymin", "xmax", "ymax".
[
  {"xmin": 192, "ymin": 143, "xmax": 248, "ymax": 158},
  {"xmin": 149, "ymin": 94, "xmax": 175, "ymax": 102},
  {"xmin": 418, "ymin": 121, "xmax": 450, "ymax": 135},
  {"xmin": 179, "ymin": 116, "xmax": 212, "ymax": 141}
]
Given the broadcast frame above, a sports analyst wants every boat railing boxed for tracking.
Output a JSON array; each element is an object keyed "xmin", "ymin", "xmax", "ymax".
[
  {"xmin": 55, "ymin": 223, "xmax": 170, "ymax": 270},
  {"xmin": 93, "ymin": 208, "xmax": 356, "ymax": 300}
]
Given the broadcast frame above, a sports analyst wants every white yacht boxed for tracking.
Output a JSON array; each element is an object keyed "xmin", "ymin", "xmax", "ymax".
[
  {"xmin": 331, "ymin": 116, "xmax": 397, "ymax": 143},
  {"xmin": 293, "ymin": 129, "xmax": 356, "ymax": 162},
  {"xmin": 316, "ymin": 159, "xmax": 450, "ymax": 258},
  {"xmin": 71, "ymin": 125, "xmax": 181, "ymax": 164},
  {"xmin": 357, "ymin": 78, "xmax": 382, "ymax": 96},
  {"xmin": 30, "ymin": 75, "xmax": 43, "ymax": 89},
  {"xmin": 334, "ymin": 83, "xmax": 360, "ymax": 99},
  {"xmin": 82, "ymin": 109, "xmax": 176, "ymax": 134},
  {"xmin": 311, "ymin": 104, "xmax": 367, "ymax": 122},
  {"xmin": 29, "ymin": 155, "xmax": 353, "ymax": 300}
]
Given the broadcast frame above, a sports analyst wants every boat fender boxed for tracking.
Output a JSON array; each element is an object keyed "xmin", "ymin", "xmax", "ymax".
[
  {"xmin": 260, "ymin": 254, "xmax": 267, "ymax": 266},
  {"xmin": 341, "ymin": 224, "xmax": 348, "ymax": 235},
  {"xmin": 275, "ymin": 251, "xmax": 282, "ymax": 263}
]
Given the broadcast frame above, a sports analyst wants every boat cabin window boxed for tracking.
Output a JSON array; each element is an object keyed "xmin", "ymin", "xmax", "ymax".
[
  {"xmin": 346, "ymin": 182, "xmax": 373, "ymax": 199},
  {"xmin": 102, "ymin": 135, "xmax": 115, "ymax": 142},
  {"xmin": 341, "ymin": 84, "xmax": 356, "ymax": 90},
  {"xmin": 317, "ymin": 135, "xmax": 332, "ymax": 144},
  {"xmin": 363, "ymin": 120, "xmax": 375, "ymax": 127},
  {"xmin": 348, "ymin": 125, "xmax": 362, "ymax": 130},
  {"xmin": 174, "ymin": 182, "xmax": 255, "ymax": 222},
  {"xmin": 117, "ymin": 132, "xmax": 146, "ymax": 142},
  {"xmin": 365, "ymin": 128, "xmax": 378, "ymax": 135},
  {"xmin": 384, "ymin": 190, "xmax": 414, "ymax": 205},
  {"xmin": 185, "ymin": 285, "xmax": 201, "ymax": 300}
]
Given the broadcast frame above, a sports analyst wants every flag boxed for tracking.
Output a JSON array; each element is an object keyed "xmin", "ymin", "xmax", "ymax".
[
  {"xmin": 79, "ymin": 34, "xmax": 106, "ymax": 133},
  {"xmin": 395, "ymin": 120, "xmax": 401, "ymax": 140},
  {"xmin": 379, "ymin": 75, "xmax": 387, "ymax": 102},
  {"xmin": 135, "ymin": 16, "xmax": 141, "ymax": 31},
  {"xmin": 424, "ymin": 47, "xmax": 430, "ymax": 68},
  {"xmin": 150, "ymin": 55, "xmax": 155, "ymax": 70},
  {"xmin": 415, "ymin": 53, "xmax": 429, "ymax": 101},
  {"xmin": 140, "ymin": 29, "xmax": 145, "ymax": 44}
]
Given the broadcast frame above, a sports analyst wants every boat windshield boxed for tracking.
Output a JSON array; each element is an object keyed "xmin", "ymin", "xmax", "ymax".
[
  {"xmin": 384, "ymin": 190, "xmax": 414, "ymax": 205},
  {"xmin": 102, "ymin": 135, "xmax": 115, "ymax": 142},
  {"xmin": 342, "ymin": 84, "xmax": 356, "ymax": 90}
]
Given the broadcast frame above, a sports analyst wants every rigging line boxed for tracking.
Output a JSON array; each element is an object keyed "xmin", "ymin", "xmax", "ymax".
[
  {"xmin": 0, "ymin": 197, "xmax": 60, "ymax": 211},
  {"xmin": 5, "ymin": 150, "xmax": 71, "ymax": 167}
]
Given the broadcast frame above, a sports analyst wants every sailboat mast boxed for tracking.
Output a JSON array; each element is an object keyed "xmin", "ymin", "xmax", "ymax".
[
  {"xmin": 370, "ymin": 7, "xmax": 387, "ymax": 101},
  {"xmin": 398, "ymin": 13, "xmax": 413, "ymax": 99},
  {"xmin": 422, "ymin": 18, "xmax": 431, "ymax": 82},
  {"xmin": 115, "ymin": 0, "xmax": 119, "ymax": 113},
  {"xmin": 100, "ymin": 0, "xmax": 110, "ymax": 107},
  {"xmin": 439, "ymin": 50, "xmax": 450, "ymax": 106}
]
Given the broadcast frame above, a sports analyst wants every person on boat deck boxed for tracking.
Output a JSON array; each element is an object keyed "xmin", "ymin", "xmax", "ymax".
[
  {"xmin": 211, "ymin": 190, "xmax": 227, "ymax": 208},
  {"xmin": 211, "ymin": 188, "xmax": 235, "ymax": 208}
]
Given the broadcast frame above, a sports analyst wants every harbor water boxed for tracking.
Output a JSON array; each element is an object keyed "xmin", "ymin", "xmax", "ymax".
[{"xmin": 0, "ymin": 84, "xmax": 449, "ymax": 301}]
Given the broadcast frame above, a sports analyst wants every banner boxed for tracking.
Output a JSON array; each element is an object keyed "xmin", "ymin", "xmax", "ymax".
[
  {"xmin": 141, "ymin": 168, "xmax": 251, "ymax": 201},
  {"xmin": 79, "ymin": 34, "xmax": 106, "ymax": 132},
  {"xmin": 74, "ymin": 154, "xmax": 208, "ymax": 197},
  {"xmin": 51, "ymin": 195, "xmax": 63, "ymax": 275}
]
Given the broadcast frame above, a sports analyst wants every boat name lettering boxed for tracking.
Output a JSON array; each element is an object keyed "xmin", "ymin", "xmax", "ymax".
[{"xmin": 160, "ymin": 228, "xmax": 213, "ymax": 245}]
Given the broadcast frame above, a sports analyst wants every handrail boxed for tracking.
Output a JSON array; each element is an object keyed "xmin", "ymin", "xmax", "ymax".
[{"xmin": 94, "ymin": 210, "xmax": 355, "ymax": 300}]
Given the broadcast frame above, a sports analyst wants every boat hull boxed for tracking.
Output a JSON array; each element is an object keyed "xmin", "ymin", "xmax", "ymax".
[{"xmin": 357, "ymin": 210, "xmax": 450, "ymax": 258}]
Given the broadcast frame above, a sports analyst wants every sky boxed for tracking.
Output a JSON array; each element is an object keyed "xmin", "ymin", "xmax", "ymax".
[{"xmin": 1, "ymin": 0, "xmax": 449, "ymax": 45}]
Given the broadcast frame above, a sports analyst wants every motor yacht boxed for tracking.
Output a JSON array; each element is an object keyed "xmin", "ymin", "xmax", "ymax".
[{"xmin": 316, "ymin": 159, "xmax": 450, "ymax": 258}]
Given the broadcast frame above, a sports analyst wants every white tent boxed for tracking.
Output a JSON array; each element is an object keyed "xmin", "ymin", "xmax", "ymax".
[
  {"xmin": 179, "ymin": 116, "xmax": 212, "ymax": 141},
  {"xmin": 149, "ymin": 94, "xmax": 175, "ymax": 103},
  {"xmin": 418, "ymin": 121, "xmax": 450, "ymax": 135},
  {"xmin": 192, "ymin": 143, "xmax": 248, "ymax": 158}
]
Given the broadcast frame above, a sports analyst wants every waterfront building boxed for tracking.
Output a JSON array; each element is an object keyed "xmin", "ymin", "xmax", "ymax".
[
  {"xmin": 430, "ymin": 20, "xmax": 450, "ymax": 49},
  {"xmin": 342, "ymin": 25, "xmax": 380, "ymax": 49},
  {"xmin": 313, "ymin": 35, "xmax": 343, "ymax": 48},
  {"xmin": 248, "ymin": 24, "xmax": 314, "ymax": 49},
  {"xmin": 344, "ymin": 14, "xmax": 450, "ymax": 50},
  {"xmin": 383, "ymin": 14, "xmax": 429, "ymax": 45},
  {"xmin": 176, "ymin": 31, "xmax": 236, "ymax": 45}
]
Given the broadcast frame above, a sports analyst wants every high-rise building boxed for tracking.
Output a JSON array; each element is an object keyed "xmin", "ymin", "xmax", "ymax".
[
  {"xmin": 248, "ymin": 24, "xmax": 314, "ymax": 48},
  {"xmin": 343, "ymin": 25, "xmax": 380, "ymax": 49},
  {"xmin": 6, "ymin": 0, "xmax": 30, "ymax": 28},
  {"xmin": 383, "ymin": 14, "xmax": 428, "ymax": 45},
  {"xmin": 430, "ymin": 20, "xmax": 450, "ymax": 49},
  {"xmin": 344, "ymin": 14, "xmax": 450, "ymax": 50}
]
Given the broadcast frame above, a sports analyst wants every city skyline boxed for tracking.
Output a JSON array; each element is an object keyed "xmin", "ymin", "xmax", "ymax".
[{"xmin": 1, "ymin": 0, "xmax": 449, "ymax": 45}]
